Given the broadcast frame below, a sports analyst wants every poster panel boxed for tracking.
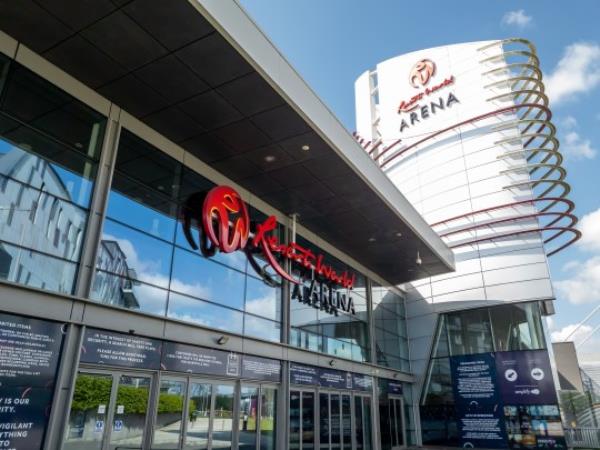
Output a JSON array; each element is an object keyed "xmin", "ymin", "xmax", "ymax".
[
  {"xmin": 80, "ymin": 328, "xmax": 162, "ymax": 370},
  {"xmin": 495, "ymin": 350, "xmax": 557, "ymax": 405},
  {"xmin": 241, "ymin": 355, "xmax": 281, "ymax": 382},
  {"xmin": 450, "ymin": 354, "xmax": 507, "ymax": 449},
  {"xmin": 0, "ymin": 313, "xmax": 64, "ymax": 450},
  {"xmin": 504, "ymin": 404, "xmax": 567, "ymax": 449},
  {"xmin": 161, "ymin": 341, "xmax": 240, "ymax": 377},
  {"xmin": 289, "ymin": 363, "xmax": 320, "ymax": 386}
]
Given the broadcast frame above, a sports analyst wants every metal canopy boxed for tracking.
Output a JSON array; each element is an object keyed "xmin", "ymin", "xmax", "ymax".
[{"xmin": 0, "ymin": 0, "xmax": 454, "ymax": 284}]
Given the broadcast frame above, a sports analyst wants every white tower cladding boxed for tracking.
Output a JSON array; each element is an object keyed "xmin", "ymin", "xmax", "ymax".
[{"xmin": 355, "ymin": 39, "xmax": 579, "ymax": 378}]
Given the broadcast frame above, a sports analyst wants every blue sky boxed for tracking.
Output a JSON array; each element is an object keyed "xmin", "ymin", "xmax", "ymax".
[{"xmin": 239, "ymin": 0, "xmax": 600, "ymax": 362}]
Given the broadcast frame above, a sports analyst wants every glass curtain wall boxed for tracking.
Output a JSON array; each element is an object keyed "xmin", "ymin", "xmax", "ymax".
[
  {"xmin": 420, "ymin": 302, "xmax": 547, "ymax": 445},
  {"xmin": 372, "ymin": 284, "xmax": 409, "ymax": 372},
  {"xmin": 289, "ymin": 235, "xmax": 370, "ymax": 362},
  {"xmin": 0, "ymin": 55, "xmax": 106, "ymax": 295},
  {"xmin": 89, "ymin": 129, "xmax": 282, "ymax": 342}
]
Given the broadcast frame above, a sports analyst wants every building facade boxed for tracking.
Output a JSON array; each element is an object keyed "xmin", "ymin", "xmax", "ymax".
[
  {"xmin": 0, "ymin": 2, "xmax": 459, "ymax": 450},
  {"xmin": 355, "ymin": 40, "xmax": 578, "ymax": 448}
]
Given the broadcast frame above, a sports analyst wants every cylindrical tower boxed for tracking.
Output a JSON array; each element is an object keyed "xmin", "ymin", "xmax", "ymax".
[{"xmin": 355, "ymin": 39, "xmax": 579, "ymax": 446}]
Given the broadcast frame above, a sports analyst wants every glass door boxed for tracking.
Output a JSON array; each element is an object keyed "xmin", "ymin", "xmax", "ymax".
[
  {"xmin": 290, "ymin": 390, "xmax": 316, "ymax": 450},
  {"xmin": 319, "ymin": 392, "xmax": 344, "ymax": 450},
  {"xmin": 389, "ymin": 397, "xmax": 405, "ymax": 450},
  {"xmin": 184, "ymin": 382, "xmax": 212, "ymax": 450},
  {"xmin": 212, "ymin": 384, "xmax": 235, "ymax": 450},
  {"xmin": 63, "ymin": 371, "xmax": 152, "ymax": 450},
  {"xmin": 152, "ymin": 377, "xmax": 187, "ymax": 449},
  {"xmin": 354, "ymin": 395, "xmax": 372, "ymax": 450}
]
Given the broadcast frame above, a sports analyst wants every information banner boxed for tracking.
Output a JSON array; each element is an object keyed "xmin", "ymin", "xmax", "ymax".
[
  {"xmin": 0, "ymin": 312, "xmax": 64, "ymax": 388},
  {"xmin": 161, "ymin": 342, "xmax": 240, "ymax": 377},
  {"xmin": 241, "ymin": 355, "xmax": 281, "ymax": 382},
  {"xmin": 381, "ymin": 379, "xmax": 403, "ymax": 395},
  {"xmin": 319, "ymin": 368, "xmax": 352, "ymax": 389},
  {"xmin": 450, "ymin": 354, "xmax": 507, "ymax": 449},
  {"xmin": 290, "ymin": 363, "xmax": 320, "ymax": 386},
  {"xmin": 495, "ymin": 350, "xmax": 557, "ymax": 405},
  {"xmin": 80, "ymin": 329, "xmax": 162, "ymax": 370},
  {"xmin": 0, "ymin": 313, "xmax": 64, "ymax": 450},
  {"xmin": 504, "ymin": 404, "xmax": 567, "ymax": 449}
]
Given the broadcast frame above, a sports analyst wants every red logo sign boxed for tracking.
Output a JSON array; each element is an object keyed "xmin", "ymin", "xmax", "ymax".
[
  {"xmin": 409, "ymin": 59, "xmax": 435, "ymax": 88},
  {"xmin": 183, "ymin": 186, "xmax": 355, "ymax": 291}
]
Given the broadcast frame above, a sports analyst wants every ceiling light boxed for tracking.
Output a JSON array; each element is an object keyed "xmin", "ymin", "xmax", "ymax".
[
  {"xmin": 264, "ymin": 155, "xmax": 276, "ymax": 163},
  {"xmin": 368, "ymin": 237, "xmax": 376, "ymax": 242},
  {"xmin": 157, "ymin": 185, "xmax": 165, "ymax": 191},
  {"xmin": 301, "ymin": 144, "xmax": 310, "ymax": 151},
  {"xmin": 416, "ymin": 251, "xmax": 422, "ymax": 266},
  {"xmin": 396, "ymin": 232, "xmax": 402, "ymax": 237}
]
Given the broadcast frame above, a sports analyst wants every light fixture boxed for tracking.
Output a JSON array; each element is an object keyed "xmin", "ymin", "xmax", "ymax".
[
  {"xmin": 395, "ymin": 232, "xmax": 402, "ymax": 237},
  {"xmin": 157, "ymin": 185, "xmax": 165, "ymax": 191},
  {"xmin": 416, "ymin": 251, "xmax": 422, "ymax": 266},
  {"xmin": 393, "ymin": 373, "xmax": 399, "ymax": 379},
  {"xmin": 368, "ymin": 237, "xmax": 376, "ymax": 242},
  {"xmin": 301, "ymin": 144, "xmax": 310, "ymax": 151},
  {"xmin": 329, "ymin": 359, "xmax": 336, "ymax": 367},
  {"xmin": 264, "ymin": 155, "xmax": 276, "ymax": 163},
  {"xmin": 217, "ymin": 335, "xmax": 229, "ymax": 345},
  {"xmin": 128, "ymin": 329, "xmax": 135, "ymax": 335}
]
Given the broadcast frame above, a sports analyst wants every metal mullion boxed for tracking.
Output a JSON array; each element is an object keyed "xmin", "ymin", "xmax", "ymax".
[
  {"xmin": 350, "ymin": 394, "xmax": 356, "ymax": 450},
  {"xmin": 180, "ymin": 376, "xmax": 191, "ymax": 450},
  {"xmin": 208, "ymin": 384, "xmax": 216, "ymax": 450},
  {"xmin": 255, "ymin": 385, "xmax": 262, "ymax": 450},
  {"xmin": 102, "ymin": 372, "xmax": 121, "ymax": 450},
  {"xmin": 145, "ymin": 372, "xmax": 161, "ymax": 450},
  {"xmin": 232, "ymin": 381, "xmax": 241, "ymax": 450}
]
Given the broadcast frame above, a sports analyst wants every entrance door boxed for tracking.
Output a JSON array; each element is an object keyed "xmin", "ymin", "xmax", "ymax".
[
  {"xmin": 290, "ymin": 390, "xmax": 316, "ymax": 450},
  {"xmin": 354, "ymin": 395, "xmax": 372, "ymax": 450},
  {"xmin": 319, "ymin": 391, "xmax": 352, "ymax": 450},
  {"xmin": 389, "ymin": 397, "xmax": 405, "ymax": 450},
  {"xmin": 63, "ymin": 371, "xmax": 153, "ymax": 450}
]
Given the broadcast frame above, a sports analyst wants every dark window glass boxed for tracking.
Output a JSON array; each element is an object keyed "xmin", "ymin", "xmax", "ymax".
[
  {"xmin": 422, "ymin": 358, "xmax": 454, "ymax": 406},
  {"xmin": 0, "ymin": 58, "xmax": 106, "ymax": 295},
  {"xmin": 491, "ymin": 302, "xmax": 545, "ymax": 351},
  {"xmin": 447, "ymin": 308, "xmax": 493, "ymax": 356},
  {"xmin": 372, "ymin": 284, "xmax": 409, "ymax": 370}
]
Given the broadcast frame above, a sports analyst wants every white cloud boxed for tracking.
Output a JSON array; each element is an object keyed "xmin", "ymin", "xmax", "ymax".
[
  {"xmin": 563, "ymin": 130, "xmax": 597, "ymax": 160},
  {"xmin": 560, "ymin": 115, "xmax": 578, "ymax": 129},
  {"xmin": 502, "ymin": 9, "xmax": 532, "ymax": 28},
  {"xmin": 551, "ymin": 323, "xmax": 593, "ymax": 343},
  {"xmin": 578, "ymin": 208, "xmax": 600, "ymax": 252},
  {"xmin": 554, "ymin": 256, "xmax": 600, "ymax": 305},
  {"xmin": 551, "ymin": 323, "xmax": 600, "ymax": 364},
  {"xmin": 545, "ymin": 42, "xmax": 600, "ymax": 105}
]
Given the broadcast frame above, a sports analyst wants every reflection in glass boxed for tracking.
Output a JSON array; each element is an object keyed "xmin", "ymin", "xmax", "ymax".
[
  {"xmin": 302, "ymin": 392, "xmax": 315, "ymax": 450},
  {"xmin": 447, "ymin": 308, "xmax": 493, "ymax": 356},
  {"xmin": 63, "ymin": 373, "xmax": 112, "ymax": 450},
  {"xmin": 319, "ymin": 393, "xmax": 329, "ymax": 450},
  {"xmin": 331, "ymin": 395, "xmax": 341, "ymax": 450},
  {"xmin": 244, "ymin": 314, "xmax": 281, "ymax": 342},
  {"xmin": 185, "ymin": 382, "xmax": 212, "ymax": 450},
  {"xmin": 245, "ymin": 275, "xmax": 281, "ymax": 321},
  {"xmin": 491, "ymin": 302, "xmax": 545, "ymax": 351},
  {"xmin": 213, "ymin": 385, "xmax": 235, "ymax": 450},
  {"xmin": 239, "ymin": 386, "xmax": 258, "ymax": 450},
  {"xmin": 260, "ymin": 388, "xmax": 277, "ymax": 450},
  {"xmin": 290, "ymin": 391, "xmax": 301, "ymax": 450},
  {"xmin": 355, "ymin": 396, "xmax": 364, "ymax": 450},
  {"xmin": 167, "ymin": 292, "xmax": 244, "ymax": 334},
  {"xmin": 109, "ymin": 375, "xmax": 151, "ymax": 450},
  {"xmin": 152, "ymin": 378, "xmax": 186, "ymax": 449}
]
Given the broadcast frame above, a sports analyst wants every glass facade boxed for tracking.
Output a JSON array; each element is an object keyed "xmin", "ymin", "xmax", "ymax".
[
  {"xmin": 0, "ymin": 55, "xmax": 105, "ymax": 295},
  {"xmin": 90, "ymin": 129, "xmax": 283, "ymax": 342},
  {"xmin": 420, "ymin": 302, "xmax": 549, "ymax": 446},
  {"xmin": 372, "ymin": 284, "xmax": 409, "ymax": 371}
]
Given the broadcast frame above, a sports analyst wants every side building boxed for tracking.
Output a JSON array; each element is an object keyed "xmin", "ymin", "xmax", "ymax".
[{"xmin": 355, "ymin": 40, "xmax": 578, "ymax": 449}]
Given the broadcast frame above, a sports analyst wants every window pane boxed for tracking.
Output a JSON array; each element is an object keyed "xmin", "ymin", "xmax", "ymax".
[
  {"xmin": 213, "ymin": 385, "xmax": 234, "ymax": 450},
  {"xmin": 91, "ymin": 270, "xmax": 168, "ymax": 315},
  {"xmin": 289, "ymin": 391, "xmax": 300, "ymax": 450},
  {"xmin": 245, "ymin": 275, "xmax": 281, "ymax": 321},
  {"xmin": 422, "ymin": 358, "xmax": 454, "ymax": 406},
  {"xmin": 167, "ymin": 292, "xmax": 244, "ymax": 334},
  {"xmin": 171, "ymin": 248, "xmax": 245, "ymax": 310},
  {"xmin": 491, "ymin": 302, "xmax": 545, "ymax": 351},
  {"xmin": 0, "ymin": 240, "xmax": 77, "ymax": 294},
  {"xmin": 447, "ymin": 308, "xmax": 493, "ymax": 356},
  {"xmin": 100, "ymin": 219, "xmax": 173, "ymax": 288},
  {"xmin": 239, "ymin": 386, "xmax": 258, "ymax": 450},
  {"xmin": 244, "ymin": 315, "xmax": 281, "ymax": 343}
]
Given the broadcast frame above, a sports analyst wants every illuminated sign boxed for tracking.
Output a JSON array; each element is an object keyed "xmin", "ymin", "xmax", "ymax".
[
  {"xmin": 397, "ymin": 58, "xmax": 459, "ymax": 133},
  {"xmin": 182, "ymin": 186, "xmax": 356, "ymax": 315}
]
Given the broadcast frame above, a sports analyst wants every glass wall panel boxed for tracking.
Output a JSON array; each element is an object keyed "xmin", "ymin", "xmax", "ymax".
[
  {"xmin": 302, "ymin": 392, "xmax": 315, "ymax": 450},
  {"xmin": 90, "ymin": 129, "xmax": 283, "ymax": 342},
  {"xmin": 372, "ymin": 284, "xmax": 409, "ymax": 372},
  {"xmin": 0, "ymin": 57, "xmax": 105, "ymax": 295},
  {"xmin": 185, "ymin": 382, "xmax": 211, "ymax": 450},
  {"xmin": 447, "ymin": 308, "xmax": 493, "ymax": 356},
  {"xmin": 213, "ymin": 384, "xmax": 234, "ymax": 450},
  {"xmin": 109, "ymin": 375, "xmax": 151, "ymax": 450},
  {"xmin": 319, "ymin": 393, "xmax": 330, "ymax": 450},
  {"xmin": 491, "ymin": 302, "xmax": 545, "ymax": 351},
  {"xmin": 289, "ymin": 391, "xmax": 301, "ymax": 450}
]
